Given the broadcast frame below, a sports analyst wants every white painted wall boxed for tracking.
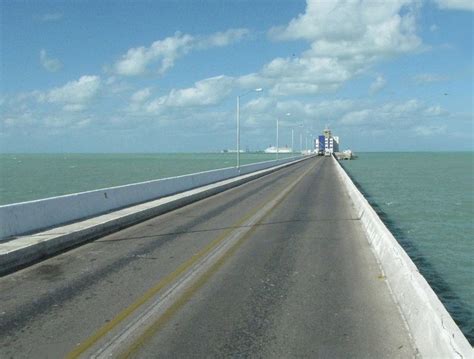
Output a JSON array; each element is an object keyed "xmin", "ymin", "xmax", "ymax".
[
  {"xmin": 332, "ymin": 156, "xmax": 472, "ymax": 357},
  {"xmin": 0, "ymin": 156, "xmax": 301, "ymax": 240}
]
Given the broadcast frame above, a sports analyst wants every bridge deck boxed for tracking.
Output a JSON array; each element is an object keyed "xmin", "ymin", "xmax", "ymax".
[{"xmin": 0, "ymin": 157, "xmax": 416, "ymax": 357}]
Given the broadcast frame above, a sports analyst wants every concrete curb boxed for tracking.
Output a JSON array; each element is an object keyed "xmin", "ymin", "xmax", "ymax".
[
  {"xmin": 332, "ymin": 156, "xmax": 472, "ymax": 358},
  {"xmin": 0, "ymin": 156, "xmax": 304, "ymax": 240},
  {"xmin": 0, "ymin": 156, "xmax": 311, "ymax": 276}
]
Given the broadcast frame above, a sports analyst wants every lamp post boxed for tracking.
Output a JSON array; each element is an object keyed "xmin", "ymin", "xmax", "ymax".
[{"xmin": 236, "ymin": 88, "xmax": 262, "ymax": 168}]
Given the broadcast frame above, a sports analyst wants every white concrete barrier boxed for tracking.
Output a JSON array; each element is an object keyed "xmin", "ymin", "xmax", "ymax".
[
  {"xmin": 0, "ymin": 156, "xmax": 301, "ymax": 240},
  {"xmin": 332, "ymin": 156, "xmax": 472, "ymax": 358}
]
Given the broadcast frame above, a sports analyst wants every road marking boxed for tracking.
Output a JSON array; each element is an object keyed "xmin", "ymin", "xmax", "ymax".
[
  {"xmin": 119, "ymin": 218, "xmax": 262, "ymax": 359},
  {"xmin": 117, "ymin": 163, "xmax": 317, "ymax": 358},
  {"xmin": 67, "ymin": 159, "xmax": 319, "ymax": 359},
  {"xmin": 66, "ymin": 204, "xmax": 264, "ymax": 359}
]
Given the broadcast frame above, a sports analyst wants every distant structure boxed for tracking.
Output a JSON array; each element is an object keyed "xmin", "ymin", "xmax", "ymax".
[
  {"xmin": 221, "ymin": 149, "xmax": 245, "ymax": 153},
  {"xmin": 264, "ymin": 146, "xmax": 292, "ymax": 154},
  {"xmin": 335, "ymin": 149, "xmax": 354, "ymax": 160},
  {"xmin": 315, "ymin": 126, "xmax": 339, "ymax": 155}
]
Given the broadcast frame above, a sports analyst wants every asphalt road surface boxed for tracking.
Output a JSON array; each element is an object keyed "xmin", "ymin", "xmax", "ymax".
[{"xmin": 0, "ymin": 157, "xmax": 416, "ymax": 358}]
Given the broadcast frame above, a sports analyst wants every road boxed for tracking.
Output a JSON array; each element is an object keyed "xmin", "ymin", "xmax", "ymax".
[{"xmin": 0, "ymin": 157, "xmax": 416, "ymax": 358}]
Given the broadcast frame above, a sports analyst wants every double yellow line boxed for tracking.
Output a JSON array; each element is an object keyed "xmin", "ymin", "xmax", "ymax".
[{"xmin": 67, "ymin": 159, "xmax": 318, "ymax": 358}]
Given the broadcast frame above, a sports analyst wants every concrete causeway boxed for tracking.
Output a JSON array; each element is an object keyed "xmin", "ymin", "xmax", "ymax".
[
  {"xmin": 0, "ymin": 157, "xmax": 471, "ymax": 358},
  {"xmin": 0, "ymin": 156, "xmax": 308, "ymax": 275}
]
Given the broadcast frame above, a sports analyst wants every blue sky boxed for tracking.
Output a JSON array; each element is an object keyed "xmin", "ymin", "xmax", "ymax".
[{"xmin": 1, "ymin": 0, "xmax": 473, "ymax": 152}]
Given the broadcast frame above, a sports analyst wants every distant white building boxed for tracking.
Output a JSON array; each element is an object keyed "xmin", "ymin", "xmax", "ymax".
[
  {"xmin": 315, "ymin": 126, "xmax": 339, "ymax": 154},
  {"xmin": 264, "ymin": 146, "xmax": 292, "ymax": 153}
]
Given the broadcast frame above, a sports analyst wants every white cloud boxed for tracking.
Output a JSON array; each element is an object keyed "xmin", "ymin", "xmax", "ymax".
[
  {"xmin": 166, "ymin": 75, "xmax": 234, "ymax": 106},
  {"xmin": 62, "ymin": 104, "xmax": 87, "ymax": 112},
  {"xmin": 114, "ymin": 33, "xmax": 194, "ymax": 76},
  {"xmin": 240, "ymin": 97, "xmax": 357, "ymax": 134},
  {"xmin": 128, "ymin": 87, "xmax": 152, "ymax": 112},
  {"xmin": 114, "ymin": 28, "xmax": 249, "ymax": 76},
  {"xmin": 270, "ymin": 0, "xmax": 420, "ymax": 54},
  {"xmin": 258, "ymin": 0, "xmax": 422, "ymax": 96},
  {"xmin": 40, "ymin": 49, "xmax": 62, "ymax": 72},
  {"xmin": 240, "ymin": 56, "xmax": 353, "ymax": 97},
  {"xmin": 369, "ymin": 75, "xmax": 387, "ymax": 94},
  {"xmin": 116, "ymin": 0, "xmax": 425, "ymax": 113},
  {"xmin": 104, "ymin": 76, "xmax": 132, "ymax": 94},
  {"xmin": 43, "ymin": 116, "xmax": 92, "ymax": 129},
  {"xmin": 0, "ymin": 107, "xmax": 92, "ymax": 134},
  {"xmin": 435, "ymin": 0, "xmax": 474, "ymax": 11},
  {"xmin": 146, "ymin": 75, "xmax": 234, "ymax": 113},
  {"xmin": 430, "ymin": 24, "xmax": 439, "ymax": 32},
  {"xmin": 43, "ymin": 116, "xmax": 70, "ymax": 128},
  {"xmin": 413, "ymin": 125, "xmax": 447, "ymax": 136},
  {"xmin": 1, "ymin": 113, "xmax": 36, "ymax": 129},
  {"xmin": 131, "ymin": 88, "xmax": 152, "ymax": 103},
  {"xmin": 423, "ymin": 105, "xmax": 447, "ymax": 116},
  {"xmin": 241, "ymin": 97, "xmax": 276, "ymax": 114},
  {"xmin": 197, "ymin": 28, "xmax": 250, "ymax": 48},
  {"xmin": 340, "ymin": 109, "xmax": 372, "ymax": 125},
  {"xmin": 413, "ymin": 73, "xmax": 448, "ymax": 84},
  {"xmin": 263, "ymin": 56, "xmax": 351, "ymax": 84},
  {"xmin": 41, "ymin": 75, "xmax": 101, "ymax": 111},
  {"xmin": 237, "ymin": 97, "xmax": 448, "ymax": 144},
  {"xmin": 270, "ymin": 83, "xmax": 322, "ymax": 96},
  {"xmin": 238, "ymin": 97, "xmax": 447, "ymax": 138},
  {"xmin": 336, "ymin": 99, "xmax": 448, "ymax": 135},
  {"xmin": 236, "ymin": 73, "xmax": 271, "ymax": 89}
]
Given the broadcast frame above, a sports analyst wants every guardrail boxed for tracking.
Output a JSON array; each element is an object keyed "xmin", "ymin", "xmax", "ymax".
[
  {"xmin": 332, "ymin": 155, "xmax": 472, "ymax": 357},
  {"xmin": 0, "ymin": 156, "xmax": 303, "ymax": 240}
]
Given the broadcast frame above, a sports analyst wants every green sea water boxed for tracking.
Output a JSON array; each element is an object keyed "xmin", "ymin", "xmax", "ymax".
[
  {"xmin": 341, "ymin": 152, "xmax": 473, "ymax": 342},
  {"xmin": 0, "ymin": 153, "xmax": 293, "ymax": 205}
]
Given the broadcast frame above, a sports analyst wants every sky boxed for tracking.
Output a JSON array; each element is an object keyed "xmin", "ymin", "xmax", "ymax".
[{"xmin": 1, "ymin": 0, "xmax": 473, "ymax": 152}]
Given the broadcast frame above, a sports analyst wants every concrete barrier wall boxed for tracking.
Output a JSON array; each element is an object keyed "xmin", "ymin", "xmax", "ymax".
[
  {"xmin": 332, "ymin": 156, "xmax": 472, "ymax": 357},
  {"xmin": 0, "ymin": 156, "xmax": 301, "ymax": 240}
]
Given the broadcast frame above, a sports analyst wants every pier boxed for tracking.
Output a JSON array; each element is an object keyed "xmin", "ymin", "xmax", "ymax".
[
  {"xmin": 0, "ymin": 157, "xmax": 471, "ymax": 357},
  {"xmin": 335, "ymin": 150, "xmax": 355, "ymax": 160}
]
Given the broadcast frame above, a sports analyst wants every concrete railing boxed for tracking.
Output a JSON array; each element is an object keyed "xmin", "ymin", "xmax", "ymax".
[
  {"xmin": 0, "ymin": 156, "xmax": 302, "ymax": 240},
  {"xmin": 332, "ymin": 156, "xmax": 472, "ymax": 358}
]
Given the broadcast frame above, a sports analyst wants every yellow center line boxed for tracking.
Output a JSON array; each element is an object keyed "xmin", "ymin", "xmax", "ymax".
[
  {"xmin": 66, "ymin": 208, "xmax": 260, "ymax": 358},
  {"xmin": 119, "ymin": 162, "xmax": 317, "ymax": 358},
  {"xmin": 66, "ymin": 159, "xmax": 318, "ymax": 359},
  {"xmin": 119, "ymin": 220, "xmax": 263, "ymax": 359}
]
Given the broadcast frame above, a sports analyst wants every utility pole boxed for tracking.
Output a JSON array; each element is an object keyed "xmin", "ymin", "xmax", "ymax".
[{"xmin": 236, "ymin": 95, "xmax": 240, "ymax": 167}]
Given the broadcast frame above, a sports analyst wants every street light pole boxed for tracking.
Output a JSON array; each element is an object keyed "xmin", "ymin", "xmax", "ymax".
[{"xmin": 236, "ymin": 95, "xmax": 240, "ymax": 168}]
